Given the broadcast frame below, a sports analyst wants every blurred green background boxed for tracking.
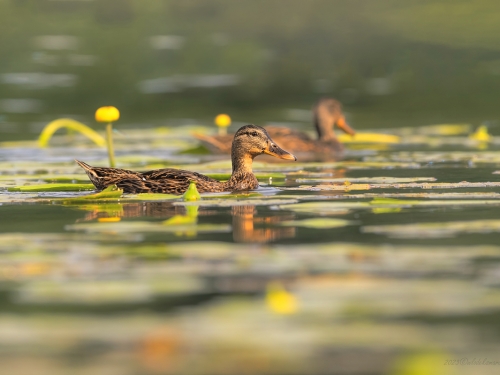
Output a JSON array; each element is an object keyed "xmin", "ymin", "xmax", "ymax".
[
  {"xmin": 3, "ymin": 2, "xmax": 500, "ymax": 374},
  {"xmin": 1, "ymin": 0, "xmax": 500, "ymax": 134}
]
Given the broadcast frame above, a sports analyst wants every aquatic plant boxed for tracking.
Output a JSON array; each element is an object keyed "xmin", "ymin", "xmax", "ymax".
[
  {"xmin": 95, "ymin": 106, "xmax": 120, "ymax": 167},
  {"xmin": 182, "ymin": 181, "xmax": 201, "ymax": 201},
  {"xmin": 337, "ymin": 132, "xmax": 401, "ymax": 143},
  {"xmin": 8, "ymin": 183, "xmax": 94, "ymax": 192},
  {"xmin": 62, "ymin": 185, "xmax": 123, "ymax": 203},
  {"xmin": 214, "ymin": 113, "xmax": 231, "ymax": 136},
  {"xmin": 38, "ymin": 118, "xmax": 106, "ymax": 148}
]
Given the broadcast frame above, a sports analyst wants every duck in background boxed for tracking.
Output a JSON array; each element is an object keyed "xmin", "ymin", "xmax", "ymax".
[
  {"xmin": 76, "ymin": 124, "xmax": 296, "ymax": 194},
  {"xmin": 194, "ymin": 98, "xmax": 356, "ymax": 158}
]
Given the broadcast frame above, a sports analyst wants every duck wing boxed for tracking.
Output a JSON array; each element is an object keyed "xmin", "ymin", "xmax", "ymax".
[
  {"xmin": 265, "ymin": 126, "xmax": 313, "ymax": 141},
  {"xmin": 76, "ymin": 160, "xmax": 143, "ymax": 191},
  {"xmin": 140, "ymin": 168, "xmax": 225, "ymax": 194},
  {"xmin": 192, "ymin": 133, "xmax": 233, "ymax": 153}
]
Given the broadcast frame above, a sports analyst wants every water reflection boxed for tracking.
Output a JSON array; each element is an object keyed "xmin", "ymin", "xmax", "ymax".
[
  {"xmin": 231, "ymin": 205, "xmax": 295, "ymax": 243},
  {"xmin": 76, "ymin": 202, "xmax": 296, "ymax": 243},
  {"xmin": 77, "ymin": 201, "xmax": 181, "ymax": 222}
]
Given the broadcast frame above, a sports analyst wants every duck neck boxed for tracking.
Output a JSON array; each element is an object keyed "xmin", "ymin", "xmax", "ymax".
[
  {"xmin": 224, "ymin": 146, "xmax": 259, "ymax": 190},
  {"xmin": 316, "ymin": 123, "xmax": 336, "ymax": 142}
]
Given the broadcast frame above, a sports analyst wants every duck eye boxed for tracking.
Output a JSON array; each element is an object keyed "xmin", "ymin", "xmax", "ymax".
[{"xmin": 251, "ymin": 132, "xmax": 258, "ymax": 137}]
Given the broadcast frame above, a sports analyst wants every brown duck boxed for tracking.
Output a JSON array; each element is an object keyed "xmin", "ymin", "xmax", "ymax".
[
  {"xmin": 195, "ymin": 98, "xmax": 356, "ymax": 155},
  {"xmin": 76, "ymin": 124, "xmax": 296, "ymax": 194}
]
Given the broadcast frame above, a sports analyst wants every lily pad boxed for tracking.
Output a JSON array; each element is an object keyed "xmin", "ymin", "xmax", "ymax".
[
  {"xmin": 349, "ymin": 192, "xmax": 500, "ymax": 199},
  {"xmin": 17, "ymin": 275, "xmax": 205, "ymax": 304},
  {"xmin": 280, "ymin": 199, "xmax": 500, "ymax": 214},
  {"xmin": 202, "ymin": 192, "xmax": 263, "ymax": 199},
  {"xmin": 286, "ymin": 181, "xmax": 500, "ymax": 192},
  {"xmin": 0, "ymin": 174, "xmax": 89, "ymax": 182},
  {"xmin": 295, "ymin": 177, "xmax": 437, "ymax": 184},
  {"xmin": 176, "ymin": 198, "xmax": 299, "ymax": 207},
  {"xmin": 66, "ymin": 221, "xmax": 231, "ymax": 234},
  {"xmin": 8, "ymin": 183, "xmax": 95, "ymax": 192},
  {"xmin": 363, "ymin": 220, "xmax": 500, "ymax": 239},
  {"xmin": 127, "ymin": 193, "xmax": 179, "ymax": 201},
  {"xmin": 281, "ymin": 218, "xmax": 353, "ymax": 229},
  {"xmin": 61, "ymin": 185, "xmax": 122, "ymax": 203}
]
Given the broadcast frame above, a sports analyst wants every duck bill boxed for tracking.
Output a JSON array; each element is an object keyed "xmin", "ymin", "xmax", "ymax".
[
  {"xmin": 263, "ymin": 142, "xmax": 297, "ymax": 161},
  {"xmin": 336, "ymin": 117, "xmax": 356, "ymax": 136}
]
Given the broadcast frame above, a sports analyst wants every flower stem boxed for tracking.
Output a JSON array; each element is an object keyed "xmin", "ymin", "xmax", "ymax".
[
  {"xmin": 106, "ymin": 123, "xmax": 116, "ymax": 168},
  {"xmin": 218, "ymin": 126, "xmax": 227, "ymax": 136}
]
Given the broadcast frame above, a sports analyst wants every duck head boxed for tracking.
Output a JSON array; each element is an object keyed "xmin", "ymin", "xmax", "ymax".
[
  {"xmin": 231, "ymin": 124, "xmax": 297, "ymax": 162},
  {"xmin": 315, "ymin": 98, "xmax": 356, "ymax": 141}
]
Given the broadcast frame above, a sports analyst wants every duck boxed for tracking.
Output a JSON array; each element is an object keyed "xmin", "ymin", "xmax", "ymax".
[
  {"xmin": 194, "ymin": 98, "xmax": 356, "ymax": 155},
  {"xmin": 76, "ymin": 124, "xmax": 296, "ymax": 194}
]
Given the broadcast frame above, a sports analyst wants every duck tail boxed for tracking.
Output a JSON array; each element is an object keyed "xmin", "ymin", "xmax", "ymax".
[{"xmin": 75, "ymin": 159, "xmax": 93, "ymax": 172}]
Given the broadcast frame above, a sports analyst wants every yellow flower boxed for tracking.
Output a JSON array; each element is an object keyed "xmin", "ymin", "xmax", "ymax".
[
  {"xmin": 214, "ymin": 114, "xmax": 231, "ymax": 128},
  {"xmin": 95, "ymin": 106, "xmax": 120, "ymax": 123},
  {"xmin": 98, "ymin": 217, "xmax": 121, "ymax": 222},
  {"xmin": 266, "ymin": 282, "xmax": 298, "ymax": 315},
  {"xmin": 469, "ymin": 125, "xmax": 491, "ymax": 142}
]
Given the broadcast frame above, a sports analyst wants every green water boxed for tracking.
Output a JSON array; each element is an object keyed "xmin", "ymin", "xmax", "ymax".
[
  {"xmin": 2, "ymin": 1, "xmax": 500, "ymax": 372},
  {"xmin": 1, "ymin": 124, "xmax": 500, "ymax": 374}
]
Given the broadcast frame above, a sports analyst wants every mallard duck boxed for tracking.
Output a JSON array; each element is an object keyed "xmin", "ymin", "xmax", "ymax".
[
  {"xmin": 194, "ymin": 98, "xmax": 356, "ymax": 155},
  {"xmin": 76, "ymin": 124, "xmax": 296, "ymax": 194}
]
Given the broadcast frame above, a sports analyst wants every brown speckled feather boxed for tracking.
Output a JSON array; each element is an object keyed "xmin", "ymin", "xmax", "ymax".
[
  {"xmin": 76, "ymin": 161, "xmax": 227, "ymax": 194},
  {"xmin": 141, "ymin": 168, "xmax": 226, "ymax": 194}
]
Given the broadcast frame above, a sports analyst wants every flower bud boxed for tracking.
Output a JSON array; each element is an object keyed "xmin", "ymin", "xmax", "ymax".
[{"xmin": 95, "ymin": 106, "xmax": 120, "ymax": 123}]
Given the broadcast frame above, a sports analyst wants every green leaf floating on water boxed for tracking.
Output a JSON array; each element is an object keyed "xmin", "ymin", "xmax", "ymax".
[
  {"xmin": 128, "ymin": 193, "xmax": 179, "ymax": 201},
  {"xmin": 177, "ymin": 198, "xmax": 299, "ymax": 207},
  {"xmin": 66, "ymin": 221, "xmax": 231, "ymax": 234},
  {"xmin": 0, "ymin": 174, "xmax": 91, "ymax": 183},
  {"xmin": 280, "ymin": 199, "xmax": 500, "ymax": 214},
  {"xmin": 183, "ymin": 181, "xmax": 201, "ymax": 201},
  {"xmin": 287, "ymin": 181, "xmax": 500, "ymax": 191},
  {"xmin": 281, "ymin": 218, "xmax": 353, "ymax": 229},
  {"xmin": 295, "ymin": 177, "xmax": 437, "ymax": 184},
  {"xmin": 203, "ymin": 192, "xmax": 263, "ymax": 199},
  {"xmin": 363, "ymin": 219, "xmax": 500, "ymax": 239},
  {"xmin": 204, "ymin": 172, "xmax": 286, "ymax": 180},
  {"xmin": 8, "ymin": 183, "xmax": 95, "ymax": 192},
  {"xmin": 62, "ymin": 185, "xmax": 123, "ymax": 203},
  {"xmin": 371, "ymin": 207, "xmax": 402, "ymax": 214},
  {"xmin": 369, "ymin": 197, "xmax": 422, "ymax": 206}
]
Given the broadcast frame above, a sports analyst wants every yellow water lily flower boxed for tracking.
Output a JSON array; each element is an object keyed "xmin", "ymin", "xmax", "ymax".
[
  {"xmin": 214, "ymin": 114, "xmax": 231, "ymax": 135},
  {"xmin": 469, "ymin": 125, "xmax": 491, "ymax": 142},
  {"xmin": 215, "ymin": 113, "xmax": 231, "ymax": 127},
  {"xmin": 95, "ymin": 106, "xmax": 120, "ymax": 123},
  {"xmin": 95, "ymin": 106, "xmax": 120, "ymax": 167}
]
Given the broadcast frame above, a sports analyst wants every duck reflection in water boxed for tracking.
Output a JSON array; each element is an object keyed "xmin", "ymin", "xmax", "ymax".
[
  {"xmin": 231, "ymin": 205, "xmax": 295, "ymax": 243},
  {"xmin": 77, "ymin": 202, "xmax": 192, "ymax": 222},
  {"xmin": 76, "ymin": 202, "xmax": 295, "ymax": 243}
]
